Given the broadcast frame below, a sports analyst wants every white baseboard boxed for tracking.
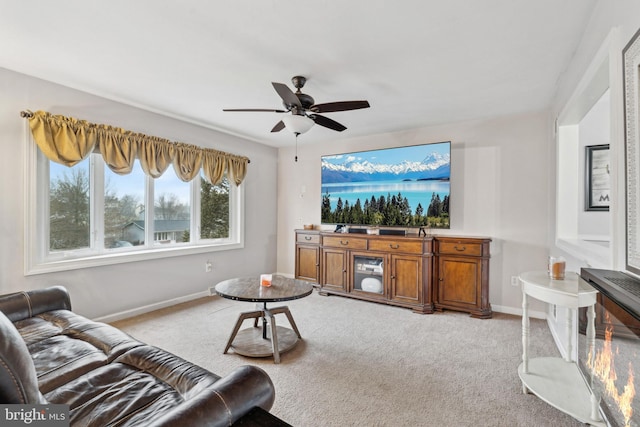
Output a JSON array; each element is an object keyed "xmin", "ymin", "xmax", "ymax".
[
  {"xmin": 94, "ymin": 289, "xmax": 543, "ymax": 324},
  {"xmin": 93, "ymin": 290, "xmax": 210, "ymax": 323},
  {"xmin": 492, "ymin": 304, "xmax": 546, "ymax": 320}
]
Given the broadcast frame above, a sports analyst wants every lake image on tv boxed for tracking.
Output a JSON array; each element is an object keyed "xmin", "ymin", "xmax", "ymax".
[{"xmin": 321, "ymin": 142, "xmax": 451, "ymax": 228}]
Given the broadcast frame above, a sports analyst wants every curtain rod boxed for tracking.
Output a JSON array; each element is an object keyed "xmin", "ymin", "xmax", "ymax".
[{"xmin": 20, "ymin": 110, "xmax": 250, "ymax": 163}]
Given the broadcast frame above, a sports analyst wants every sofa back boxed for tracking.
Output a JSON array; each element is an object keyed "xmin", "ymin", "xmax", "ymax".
[{"xmin": 0, "ymin": 286, "xmax": 71, "ymax": 323}]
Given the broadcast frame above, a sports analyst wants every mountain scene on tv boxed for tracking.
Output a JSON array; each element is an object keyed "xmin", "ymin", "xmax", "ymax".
[{"xmin": 321, "ymin": 142, "xmax": 450, "ymax": 228}]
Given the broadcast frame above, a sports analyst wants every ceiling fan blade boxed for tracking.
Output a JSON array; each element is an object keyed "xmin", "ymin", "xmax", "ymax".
[
  {"xmin": 309, "ymin": 114, "xmax": 347, "ymax": 132},
  {"xmin": 271, "ymin": 121, "xmax": 285, "ymax": 132},
  {"xmin": 272, "ymin": 82, "xmax": 302, "ymax": 109},
  {"xmin": 223, "ymin": 108, "xmax": 288, "ymax": 113},
  {"xmin": 310, "ymin": 100, "xmax": 370, "ymax": 113}
]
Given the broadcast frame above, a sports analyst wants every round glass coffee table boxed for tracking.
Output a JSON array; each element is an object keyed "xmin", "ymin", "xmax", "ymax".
[{"xmin": 213, "ymin": 275, "xmax": 313, "ymax": 363}]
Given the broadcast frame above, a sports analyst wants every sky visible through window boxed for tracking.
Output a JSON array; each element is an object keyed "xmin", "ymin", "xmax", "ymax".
[{"xmin": 50, "ymin": 159, "xmax": 191, "ymax": 204}]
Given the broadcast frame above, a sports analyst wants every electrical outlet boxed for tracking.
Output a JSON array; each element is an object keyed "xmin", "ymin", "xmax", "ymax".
[
  {"xmin": 205, "ymin": 260, "xmax": 212, "ymax": 273},
  {"xmin": 511, "ymin": 276, "xmax": 519, "ymax": 287}
]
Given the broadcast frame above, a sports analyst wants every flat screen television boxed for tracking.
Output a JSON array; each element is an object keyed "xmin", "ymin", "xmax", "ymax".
[{"xmin": 321, "ymin": 141, "xmax": 451, "ymax": 228}]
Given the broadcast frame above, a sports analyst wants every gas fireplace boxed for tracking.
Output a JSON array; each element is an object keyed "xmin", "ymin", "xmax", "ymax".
[{"xmin": 580, "ymin": 268, "xmax": 640, "ymax": 427}]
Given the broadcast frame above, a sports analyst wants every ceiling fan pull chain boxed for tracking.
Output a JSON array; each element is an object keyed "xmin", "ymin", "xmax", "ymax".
[{"xmin": 295, "ymin": 133, "xmax": 299, "ymax": 162}]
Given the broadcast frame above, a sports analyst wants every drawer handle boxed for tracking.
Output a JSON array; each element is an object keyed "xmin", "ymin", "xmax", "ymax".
[
  {"xmin": 454, "ymin": 246, "xmax": 466, "ymax": 251},
  {"xmin": 340, "ymin": 240, "xmax": 349, "ymax": 245},
  {"xmin": 304, "ymin": 236, "xmax": 312, "ymax": 240},
  {"xmin": 389, "ymin": 244, "xmax": 400, "ymax": 249}
]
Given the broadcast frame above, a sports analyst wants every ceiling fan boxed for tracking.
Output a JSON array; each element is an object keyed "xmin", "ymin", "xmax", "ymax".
[{"xmin": 223, "ymin": 76, "xmax": 370, "ymax": 135}]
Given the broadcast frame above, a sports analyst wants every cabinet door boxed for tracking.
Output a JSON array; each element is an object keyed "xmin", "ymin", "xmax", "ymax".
[
  {"xmin": 296, "ymin": 245, "xmax": 319, "ymax": 282},
  {"xmin": 321, "ymin": 248, "xmax": 348, "ymax": 292},
  {"xmin": 390, "ymin": 255, "xmax": 422, "ymax": 304},
  {"xmin": 438, "ymin": 256, "xmax": 479, "ymax": 308}
]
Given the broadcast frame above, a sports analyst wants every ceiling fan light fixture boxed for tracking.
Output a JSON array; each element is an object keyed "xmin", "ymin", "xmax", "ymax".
[{"xmin": 282, "ymin": 114, "xmax": 314, "ymax": 135}]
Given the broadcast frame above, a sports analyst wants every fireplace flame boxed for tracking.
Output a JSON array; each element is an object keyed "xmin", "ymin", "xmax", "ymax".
[{"xmin": 587, "ymin": 313, "xmax": 636, "ymax": 427}]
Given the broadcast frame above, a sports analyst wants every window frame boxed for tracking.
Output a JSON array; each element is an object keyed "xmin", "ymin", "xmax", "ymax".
[{"xmin": 24, "ymin": 127, "xmax": 244, "ymax": 275}]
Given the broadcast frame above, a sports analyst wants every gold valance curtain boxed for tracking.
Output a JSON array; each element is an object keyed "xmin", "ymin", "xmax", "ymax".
[{"xmin": 22, "ymin": 110, "xmax": 249, "ymax": 185}]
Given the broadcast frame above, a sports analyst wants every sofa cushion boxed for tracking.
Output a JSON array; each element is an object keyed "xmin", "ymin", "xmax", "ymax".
[
  {"xmin": 0, "ymin": 310, "xmax": 46, "ymax": 404},
  {"xmin": 13, "ymin": 310, "xmax": 142, "ymax": 394},
  {"xmin": 45, "ymin": 346, "xmax": 274, "ymax": 427}
]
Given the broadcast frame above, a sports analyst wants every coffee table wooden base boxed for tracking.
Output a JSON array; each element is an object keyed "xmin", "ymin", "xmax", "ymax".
[
  {"xmin": 223, "ymin": 304, "xmax": 302, "ymax": 363},
  {"xmin": 230, "ymin": 326, "xmax": 299, "ymax": 359}
]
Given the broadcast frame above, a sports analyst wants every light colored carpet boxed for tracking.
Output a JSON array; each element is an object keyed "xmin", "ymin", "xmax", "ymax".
[{"xmin": 112, "ymin": 291, "xmax": 582, "ymax": 426}]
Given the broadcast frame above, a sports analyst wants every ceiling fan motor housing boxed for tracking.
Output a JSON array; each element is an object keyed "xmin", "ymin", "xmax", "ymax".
[
  {"xmin": 286, "ymin": 92, "xmax": 314, "ymax": 113},
  {"xmin": 289, "ymin": 75, "xmax": 315, "ymax": 113}
]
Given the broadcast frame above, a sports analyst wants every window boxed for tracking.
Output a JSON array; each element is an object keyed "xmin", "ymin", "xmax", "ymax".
[
  {"xmin": 153, "ymin": 165, "xmax": 191, "ymax": 245},
  {"xmin": 49, "ymin": 159, "xmax": 91, "ymax": 251},
  {"xmin": 26, "ymin": 145, "xmax": 243, "ymax": 274},
  {"xmin": 105, "ymin": 159, "xmax": 146, "ymax": 248}
]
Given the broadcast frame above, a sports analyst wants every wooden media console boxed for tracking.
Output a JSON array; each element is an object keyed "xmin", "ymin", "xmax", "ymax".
[{"xmin": 295, "ymin": 230, "xmax": 492, "ymax": 318}]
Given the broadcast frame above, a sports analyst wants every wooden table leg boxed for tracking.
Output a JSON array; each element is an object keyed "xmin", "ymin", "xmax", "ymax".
[
  {"xmin": 269, "ymin": 306, "xmax": 302, "ymax": 339},
  {"xmin": 225, "ymin": 304, "xmax": 303, "ymax": 364},
  {"xmin": 224, "ymin": 309, "xmax": 264, "ymax": 354}
]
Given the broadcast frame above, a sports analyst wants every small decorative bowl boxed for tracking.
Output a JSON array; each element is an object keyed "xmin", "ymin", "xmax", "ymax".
[{"xmin": 303, "ymin": 224, "xmax": 314, "ymax": 230}]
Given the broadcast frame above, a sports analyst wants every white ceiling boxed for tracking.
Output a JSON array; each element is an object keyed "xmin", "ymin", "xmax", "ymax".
[{"xmin": 0, "ymin": 1, "xmax": 596, "ymax": 147}]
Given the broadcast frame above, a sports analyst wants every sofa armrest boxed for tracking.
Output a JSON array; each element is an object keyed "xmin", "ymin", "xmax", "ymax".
[
  {"xmin": 0, "ymin": 311, "xmax": 47, "ymax": 404},
  {"xmin": 0, "ymin": 286, "xmax": 71, "ymax": 322},
  {"xmin": 150, "ymin": 365, "xmax": 276, "ymax": 427}
]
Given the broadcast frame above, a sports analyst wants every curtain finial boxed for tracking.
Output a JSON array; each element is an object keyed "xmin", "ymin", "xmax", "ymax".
[{"xmin": 20, "ymin": 110, "xmax": 34, "ymax": 118}]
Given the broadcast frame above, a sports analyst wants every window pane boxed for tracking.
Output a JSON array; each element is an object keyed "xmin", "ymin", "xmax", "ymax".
[
  {"xmin": 105, "ymin": 159, "xmax": 145, "ymax": 249},
  {"xmin": 200, "ymin": 174, "xmax": 230, "ymax": 239},
  {"xmin": 154, "ymin": 167, "xmax": 191, "ymax": 244},
  {"xmin": 49, "ymin": 159, "xmax": 90, "ymax": 251}
]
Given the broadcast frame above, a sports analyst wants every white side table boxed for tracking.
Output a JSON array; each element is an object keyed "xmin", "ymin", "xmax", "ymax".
[{"xmin": 518, "ymin": 271, "xmax": 604, "ymax": 425}]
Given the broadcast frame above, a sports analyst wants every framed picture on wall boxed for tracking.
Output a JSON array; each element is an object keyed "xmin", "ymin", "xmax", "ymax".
[{"xmin": 585, "ymin": 144, "xmax": 610, "ymax": 211}]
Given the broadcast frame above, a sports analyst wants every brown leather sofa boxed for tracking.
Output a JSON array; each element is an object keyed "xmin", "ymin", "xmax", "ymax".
[{"xmin": 0, "ymin": 286, "xmax": 277, "ymax": 426}]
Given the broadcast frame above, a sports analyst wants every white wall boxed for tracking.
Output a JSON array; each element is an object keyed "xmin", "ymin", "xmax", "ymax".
[
  {"xmin": 276, "ymin": 111, "xmax": 552, "ymax": 314},
  {"xmin": 0, "ymin": 68, "xmax": 278, "ymax": 319},
  {"xmin": 547, "ymin": 0, "xmax": 640, "ymax": 359},
  {"xmin": 552, "ymin": 1, "xmax": 640, "ymax": 273}
]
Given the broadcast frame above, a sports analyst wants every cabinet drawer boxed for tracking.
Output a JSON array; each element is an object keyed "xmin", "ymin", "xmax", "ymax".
[
  {"xmin": 297, "ymin": 233, "xmax": 320, "ymax": 245},
  {"xmin": 369, "ymin": 239, "xmax": 423, "ymax": 254},
  {"xmin": 322, "ymin": 236, "xmax": 367, "ymax": 250},
  {"xmin": 438, "ymin": 241, "xmax": 483, "ymax": 256}
]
